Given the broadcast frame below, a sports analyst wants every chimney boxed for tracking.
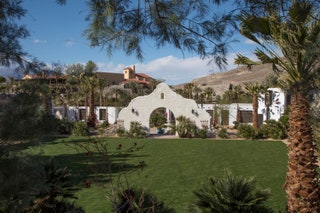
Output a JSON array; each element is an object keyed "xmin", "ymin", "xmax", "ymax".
[{"xmin": 132, "ymin": 65, "xmax": 135, "ymax": 71}]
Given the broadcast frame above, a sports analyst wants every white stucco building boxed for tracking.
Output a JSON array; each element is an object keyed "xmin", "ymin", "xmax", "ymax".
[
  {"xmin": 258, "ymin": 88, "xmax": 288, "ymax": 121},
  {"xmin": 53, "ymin": 106, "xmax": 121, "ymax": 124},
  {"xmin": 53, "ymin": 87, "xmax": 288, "ymax": 130},
  {"xmin": 117, "ymin": 83, "xmax": 211, "ymax": 132},
  {"xmin": 200, "ymin": 88, "xmax": 288, "ymax": 127}
]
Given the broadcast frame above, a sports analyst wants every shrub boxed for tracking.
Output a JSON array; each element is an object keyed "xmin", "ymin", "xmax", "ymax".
[
  {"xmin": 127, "ymin": 121, "xmax": 147, "ymax": 138},
  {"xmin": 233, "ymin": 121, "xmax": 240, "ymax": 129},
  {"xmin": 116, "ymin": 126, "xmax": 126, "ymax": 137},
  {"xmin": 28, "ymin": 159, "xmax": 83, "ymax": 212},
  {"xmin": 0, "ymin": 157, "xmax": 82, "ymax": 213},
  {"xmin": 191, "ymin": 171, "xmax": 272, "ymax": 213},
  {"xmin": 56, "ymin": 118, "xmax": 74, "ymax": 134},
  {"xmin": 237, "ymin": 123, "xmax": 258, "ymax": 139},
  {"xmin": 72, "ymin": 122, "xmax": 90, "ymax": 136},
  {"xmin": 279, "ymin": 107, "xmax": 290, "ymax": 131},
  {"xmin": 197, "ymin": 129, "xmax": 207, "ymax": 139},
  {"xmin": 217, "ymin": 128, "xmax": 228, "ymax": 139},
  {"xmin": 115, "ymin": 188, "xmax": 175, "ymax": 213},
  {"xmin": 258, "ymin": 120, "xmax": 287, "ymax": 139},
  {"xmin": 98, "ymin": 121, "xmax": 111, "ymax": 136},
  {"xmin": 176, "ymin": 116, "xmax": 197, "ymax": 138},
  {"xmin": 100, "ymin": 121, "xmax": 109, "ymax": 128},
  {"xmin": 0, "ymin": 93, "xmax": 57, "ymax": 140}
]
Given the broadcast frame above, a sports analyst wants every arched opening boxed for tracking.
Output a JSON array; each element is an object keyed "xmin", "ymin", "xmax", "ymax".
[{"xmin": 149, "ymin": 107, "xmax": 175, "ymax": 135}]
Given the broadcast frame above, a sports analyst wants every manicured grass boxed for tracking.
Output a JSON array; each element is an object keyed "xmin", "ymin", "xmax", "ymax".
[{"xmin": 28, "ymin": 137, "xmax": 288, "ymax": 212}]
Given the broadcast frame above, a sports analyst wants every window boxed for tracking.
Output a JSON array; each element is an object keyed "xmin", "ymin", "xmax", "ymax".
[
  {"xmin": 99, "ymin": 109, "xmax": 107, "ymax": 120},
  {"xmin": 160, "ymin": 93, "xmax": 164, "ymax": 99},
  {"xmin": 79, "ymin": 109, "xmax": 86, "ymax": 120},
  {"xmin": 239, "ymin": 111, "xmax": 252, "ymax": 123}
]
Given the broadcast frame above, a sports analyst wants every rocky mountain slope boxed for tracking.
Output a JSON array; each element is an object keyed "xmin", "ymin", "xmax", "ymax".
[{"xmin": 174, "ymin": 63, "xmax": 276, "ymax": 96}]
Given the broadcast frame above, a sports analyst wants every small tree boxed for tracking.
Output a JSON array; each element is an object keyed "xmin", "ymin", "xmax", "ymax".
[{"xmin": 0, "ymin": 81, "xmax": 57, "ymax": 140}]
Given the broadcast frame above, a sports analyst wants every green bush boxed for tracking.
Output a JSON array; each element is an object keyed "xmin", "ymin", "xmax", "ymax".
[
  {"xmin": 56, "ymin": 118, "xmax": 74, "ymax": 134},
  {"xmin": 237, "ymin": 124, "xmax": 258, "ymax": 139},
  {"xmin": 233, "ymin": 121, "xmax": 240, "ymax": 129},
  {"xmin": 116, "ymin": 126, "xmax": 126, "ymax": 137},
  {"xmin": 176, "ymin": 116, "xmax": 197, "ymax": 138},
  {"xmin": 0, "ymin": 93, "xmax": 57, "ymax": 140},
  {"xmin": 100, "ymin": 121, "xmax": 109, "ymax": 128},
  {"xmin": 197, "ymin": 129, "xmax": 207, "ymax": 139},
  {"xmin": 72, "ymin": 122, "xmax": 90, "ymax": 136},
  {"xmin": 127, "ymin": 121, "xmax": 147, "ymax": 138},
  {"xmin": 115, "ymin": 188, "xmax": 175, "ymax": 212},
  {"xmin": 279, "ymin": 107, "xmax": 290, "ymax": 131},
  {"xmin": 237, "ymin": 120, "xmax": 287, "ymax": 140},
  {"xmin": 217, "ymin": 128, "xmax": 228, "ymax": 139},
  {"xmin": 192, "ymin": 171, "xmax": 272, "ymax": 213},
  {"xmin": 258, "ymin": 120, "xmax": 287, "ymax": 139}
]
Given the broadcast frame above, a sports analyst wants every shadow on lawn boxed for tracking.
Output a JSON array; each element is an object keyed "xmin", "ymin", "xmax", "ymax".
[
  {"xmin": 53, "ymin": 152, "xmax": 148, "ymax": 185},
  {"xmin": 1, "ymin": 135, "xmax": 148, "ymax": 186},
  {"xmin": 43, "ymin": 138, "xmax": 149, "ymax": 190}
]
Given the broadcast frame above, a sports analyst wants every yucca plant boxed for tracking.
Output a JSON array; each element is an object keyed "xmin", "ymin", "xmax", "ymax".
[{"xmin": 175, "ymin": 116, "xmax": 197, "ymax": 138}]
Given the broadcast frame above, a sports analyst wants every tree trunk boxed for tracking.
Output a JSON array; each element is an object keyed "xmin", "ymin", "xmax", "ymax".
[
  {"xmin": 285, "ymin": 92, "xmax": 320, "ymax": 213},
  {"xmin": 252, "ymin": 95, "xmax": 258, "ymax": 129},
  {"xmin": 87, "ymin": 87, "xmax": 96, "ymax": 128}
]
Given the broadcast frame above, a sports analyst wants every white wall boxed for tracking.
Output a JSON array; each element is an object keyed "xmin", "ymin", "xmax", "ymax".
[
  {"xmin": 53, "ymin": 106, "xmax": 120, "ymax": 124},
  {"xmin": 258, "ymin": 88, "xmax": 286, "ymax": 121},
  {"xmin": 229, "ymin": 103, "xmax": 253, "ymax": 126},
  {"xmin": 117, "ymin": 83, "xmax": 211, "ymax": 131}
]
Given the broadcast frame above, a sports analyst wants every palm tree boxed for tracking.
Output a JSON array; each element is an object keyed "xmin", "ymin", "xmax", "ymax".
[
  {"xmin": 174, "ymin": 88, "xmax": 186, "ymax": 98},
  {"xmin": 192, "ymin": 171, "xmax": 272, "ymax": 213},
  {"xmin": 239, "ymin": 1, "xmax": 320, "ymax": 211},
  {"xmin": 244, "ymin": 82, "xmax": 265, "ymax": 129},
  {"xmin": 97, "ymin": 78, "xmax": 107, "ymax": 106},
  {"xmin": 193, "ymin": 86, "xmax": 202, "ymax": 102},
  {"xmin": 65, "ymin": 63, "xmax": 87, "ymax": 120},
  {"xmin": 83, "ymin": 61, "xmax": 98, "ymax": 128},
  {"xmin": 204, "ymin": 87, "xmax": 215, "ymax": 104},
  {"xmin": 234, "ymin": 54, "xmax": 259, "ymax": 70},
  {"xmin": 184, "ymin": 83, "xmax": 194, "ymax": 99}
]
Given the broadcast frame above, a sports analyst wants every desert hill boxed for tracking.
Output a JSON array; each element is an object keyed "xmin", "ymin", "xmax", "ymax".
[{"xmin": 174, "ymin": 63, "xmax": 276, "ymax": 96}]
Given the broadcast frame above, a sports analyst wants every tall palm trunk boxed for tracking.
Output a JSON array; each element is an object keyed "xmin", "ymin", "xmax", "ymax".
[
  {"xmin": 87, "ymin": 87, "xmax": 96, "ymax": 128},
  {"xmin": 252, "ymin": 95, "xmax": 258, "ymax": 129},
  {"xmin": 285, "ymin": 91, "xmax": 320, "ymax": 213}
]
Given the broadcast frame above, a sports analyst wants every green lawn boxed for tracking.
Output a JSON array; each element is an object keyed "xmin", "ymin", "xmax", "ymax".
[{"xmin": 28, "ymin": 137, "xmax": 288, "ymax": 213}]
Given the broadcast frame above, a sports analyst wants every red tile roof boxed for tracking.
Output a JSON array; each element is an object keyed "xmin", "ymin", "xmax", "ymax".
[{"xmin": 135, "ymin": 73, "xmax": 152, "ymax": 79}]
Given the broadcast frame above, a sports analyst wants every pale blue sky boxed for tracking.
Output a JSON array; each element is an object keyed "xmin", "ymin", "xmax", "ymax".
[{"xmin": 12, "ymin": 0, "xmax": 258, "ymax": 85}]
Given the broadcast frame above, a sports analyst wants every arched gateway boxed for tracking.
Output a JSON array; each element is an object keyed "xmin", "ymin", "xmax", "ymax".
[{"xmin": 117, "ymin": 83, "xmax": 211, "ymax": 133}]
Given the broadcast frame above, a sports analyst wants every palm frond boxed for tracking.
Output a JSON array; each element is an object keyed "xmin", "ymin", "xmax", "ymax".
[{"xmin": 234, "ymin": 54, "xmax": 258, "ymax": 70}]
